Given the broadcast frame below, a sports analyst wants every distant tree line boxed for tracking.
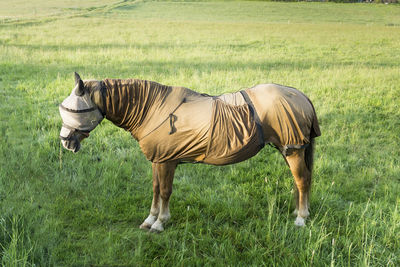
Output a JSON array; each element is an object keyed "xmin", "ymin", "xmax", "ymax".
[{"xmin": 257, "ymin": 0, "xmax": 398, "ymax": 3}]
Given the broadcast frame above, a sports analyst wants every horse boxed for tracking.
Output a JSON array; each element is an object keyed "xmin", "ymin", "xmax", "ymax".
[{"xmin": 59, "ymin": 72, "xmax": 320, "ymax": 232}]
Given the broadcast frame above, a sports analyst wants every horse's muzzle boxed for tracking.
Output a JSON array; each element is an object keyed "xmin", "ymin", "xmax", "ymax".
[{"xmin": 61, "ymin": 138, "xmax": 81, "ymax": 153}]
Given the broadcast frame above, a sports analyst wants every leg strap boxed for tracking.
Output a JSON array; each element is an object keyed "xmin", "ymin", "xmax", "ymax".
[{"xmin": 281, "ymin": 143, "xmax": 310, "ymax": 157}]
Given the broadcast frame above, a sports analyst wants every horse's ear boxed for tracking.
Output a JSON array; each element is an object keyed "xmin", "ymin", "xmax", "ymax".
[{"xmin": 74, "ymin": 72, "xmax": 84, "ymax": 96}]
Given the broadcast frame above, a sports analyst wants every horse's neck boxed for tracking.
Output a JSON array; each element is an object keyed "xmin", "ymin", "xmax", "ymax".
[{"xmin": 101, "ymin": 79, "xmax": 168, "ymax": 140}]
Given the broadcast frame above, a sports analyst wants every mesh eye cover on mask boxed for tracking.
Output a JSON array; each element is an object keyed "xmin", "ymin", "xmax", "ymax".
[
  {"xmin": 59, "ymin": 106, "xmax": 103, "ymax": 131},
  {"xmin": 59, "ymin": 91, "xmax": 103, "ymax": 131}
]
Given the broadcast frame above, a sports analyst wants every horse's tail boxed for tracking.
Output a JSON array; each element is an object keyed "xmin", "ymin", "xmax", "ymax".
[
  {"xmin": 305, "ymin": 138, "xmax": 315, "ymax": 174},
  {"xmin": 304, "ymin": 93, "xmax": 319, "ymax": 175}
]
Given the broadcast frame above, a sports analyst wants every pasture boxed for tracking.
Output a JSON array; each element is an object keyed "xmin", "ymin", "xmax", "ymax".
[{"xmin": 1, "ymin": 0, "xmax": 399, "ymax": 265}]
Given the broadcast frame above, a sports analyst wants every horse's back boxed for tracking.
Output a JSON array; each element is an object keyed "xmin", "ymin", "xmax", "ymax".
[
  {"xmin": 246, "ymin": 84, "xmax": 320, "ymax": 148},
  {"xmin": 215, "ymin": 91, "xmax": 246, "ymax": 106}
]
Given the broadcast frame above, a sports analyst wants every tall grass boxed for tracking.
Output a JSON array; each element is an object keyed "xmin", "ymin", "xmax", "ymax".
[{"xmin": 0, "ymin": 0, "xmax": 399, "ymax": 265}]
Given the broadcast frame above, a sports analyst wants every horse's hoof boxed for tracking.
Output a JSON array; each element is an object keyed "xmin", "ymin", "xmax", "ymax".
[
  {"xmin": 139, "ymin": 222, "xmax": 152, "ymax": 230},
  {"xmin": 149, "ymin": 220, "xmax": 164, "ymax": 233},
  {"xmin": 294, "ymin": 216, "xmax": 306, "ymax": 227}
]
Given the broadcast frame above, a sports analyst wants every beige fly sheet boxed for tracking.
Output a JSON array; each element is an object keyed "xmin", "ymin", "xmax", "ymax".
[{"xmin": 101, "ymin": 79, "xmax": 320, "ymax": 165}]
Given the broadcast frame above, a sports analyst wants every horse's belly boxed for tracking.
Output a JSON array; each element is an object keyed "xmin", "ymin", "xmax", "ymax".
[{"xmin": 138, "ymin": 94, "xmax": 263, "ymax": 165}]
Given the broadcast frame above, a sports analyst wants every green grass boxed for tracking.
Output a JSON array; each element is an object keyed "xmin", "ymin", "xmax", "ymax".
[{"xmin": 1, "ymin": 0, "xmax": 400, "ymax": 266}]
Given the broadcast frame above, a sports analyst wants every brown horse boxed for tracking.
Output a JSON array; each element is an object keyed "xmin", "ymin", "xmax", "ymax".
[{"xmin": 59, "ymin": 73, "xmax": 320, "ymax": 232}]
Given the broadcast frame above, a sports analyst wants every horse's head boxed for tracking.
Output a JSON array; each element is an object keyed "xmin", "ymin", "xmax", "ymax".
[{"xmin": 59, "ymin": 73, "xmax": 104, "ymax": 153}]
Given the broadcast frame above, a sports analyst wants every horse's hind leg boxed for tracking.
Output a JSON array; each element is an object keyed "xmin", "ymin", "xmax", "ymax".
[{"xmin": 285, "ymin": 148, "xmax": 311, "ymax": 227}]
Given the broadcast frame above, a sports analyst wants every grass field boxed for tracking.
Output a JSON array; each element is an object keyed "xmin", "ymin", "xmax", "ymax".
[{"xmin": 1, "ymin": 0, "xmax": 400, "ymax": 266}]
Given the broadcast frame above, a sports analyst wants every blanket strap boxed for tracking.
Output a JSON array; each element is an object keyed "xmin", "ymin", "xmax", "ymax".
[
  {"xmin": 240, "ymin": 90, "xmax": 265, "ymax": 149},
  {"xmin": 281, "ymin": 143, "xmax": 310, "ymax": 157}
]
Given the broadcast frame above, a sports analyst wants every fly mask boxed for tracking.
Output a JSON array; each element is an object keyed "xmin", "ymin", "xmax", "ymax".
[{"xmin": 59, "ymin": 73, "xmax": 104, "ymax": 152}]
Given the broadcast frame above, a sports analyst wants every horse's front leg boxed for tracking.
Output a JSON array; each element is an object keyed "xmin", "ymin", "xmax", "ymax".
[
  {"xmin": 140, "ymin": 161, "xmax": 177, "ymax": 232},
  {"xmin": 139, "ymin": 163, "xmax": 161, "ymax": 230}
]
